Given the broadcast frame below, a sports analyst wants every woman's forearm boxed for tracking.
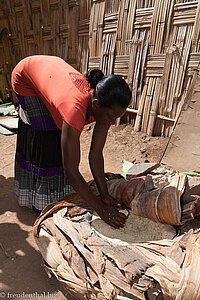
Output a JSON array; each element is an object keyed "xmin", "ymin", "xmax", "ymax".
[
  {"xmin": 64, "ymin": 166, "xmax": 103, "ymax": 213},
  {"xmin": 89, "ymin": 151, "xmax": 109, "ymax": 198},
  {"xmin": 61, "ymin": 121, "xmax": 103, "ymax": 212}
]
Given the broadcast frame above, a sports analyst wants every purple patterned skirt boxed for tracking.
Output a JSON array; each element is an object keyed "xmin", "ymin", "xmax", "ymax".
[{"xmin": 15, "ymin": 94, "xmax": 73, "ymax": 212}]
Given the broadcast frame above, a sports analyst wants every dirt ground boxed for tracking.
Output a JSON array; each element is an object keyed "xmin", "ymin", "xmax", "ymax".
[{"xmin": 0, "ymin": 123, "xmax": 167, "ymax": 299}]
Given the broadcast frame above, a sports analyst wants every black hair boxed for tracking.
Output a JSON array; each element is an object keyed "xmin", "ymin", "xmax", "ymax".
[
  {"xmin": 86, "ymin": 69, "xmax": 104, "ymax": 89},
  {"xmin": 86, "ymin": 69, "xmax": 131, "ymax": 108}
]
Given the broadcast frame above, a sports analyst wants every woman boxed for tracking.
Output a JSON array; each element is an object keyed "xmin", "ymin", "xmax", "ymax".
[{"xmin": 11, "ymin": 55, "xmax": 131, "ymax": 228}]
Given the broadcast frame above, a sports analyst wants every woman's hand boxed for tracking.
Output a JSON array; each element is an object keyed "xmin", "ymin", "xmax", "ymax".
[
  {"xmin": 101, "ymin": 194, "xmax": 121, "ymax": 209},
  {"xmin": 98, "ymin": 204, "xmax": 127, "ymax": 229}
]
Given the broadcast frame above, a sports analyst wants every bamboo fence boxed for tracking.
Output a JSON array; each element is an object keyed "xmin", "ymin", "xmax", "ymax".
[
  {"xmin": 0, "ymin": 0, "xmax": 92, "ymax": 104},
  {"xmin": 0, "ymin": 0, "xmax": 200, "ymax": 136}
]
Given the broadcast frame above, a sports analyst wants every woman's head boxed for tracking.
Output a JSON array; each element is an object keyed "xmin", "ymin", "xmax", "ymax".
[{"xmin": 86, "ymin": 69, "xmax": 131, "ymax": 125}]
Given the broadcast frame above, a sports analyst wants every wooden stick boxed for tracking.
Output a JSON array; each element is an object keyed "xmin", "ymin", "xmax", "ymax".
[
  {"xmin": 141, "ymin": 77, "xmax": 156, "ymax": 133},
  {"xmin": 134, "ymin": 78, "xmax": 148, "ymax": 132}
]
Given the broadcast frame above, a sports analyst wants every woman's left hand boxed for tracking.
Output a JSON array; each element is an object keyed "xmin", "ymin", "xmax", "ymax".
[{"xmin": 98, "ymin": 204, "xmax": 127, "ymax": 229}]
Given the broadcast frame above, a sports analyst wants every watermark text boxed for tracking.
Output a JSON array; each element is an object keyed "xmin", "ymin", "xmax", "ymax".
[{"xmin": 0, "ymin": 292, "xmax": 56, "ymax": 298}]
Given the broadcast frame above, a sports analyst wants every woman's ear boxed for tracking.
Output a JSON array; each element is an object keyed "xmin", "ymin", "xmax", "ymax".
[{"xmin": 92, "ymin": 98, "xmax": 100, "ymax": 110}]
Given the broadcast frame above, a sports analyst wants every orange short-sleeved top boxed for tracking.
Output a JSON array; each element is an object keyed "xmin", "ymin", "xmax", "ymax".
[{"xmin": 11, "ymin": 55, "xmax": 95, "ymax": 132}]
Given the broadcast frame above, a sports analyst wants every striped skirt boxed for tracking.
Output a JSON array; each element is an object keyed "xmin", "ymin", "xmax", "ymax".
[{"xmin": 15, "ymin": 93, "xmax": 73, "ymax": 212}]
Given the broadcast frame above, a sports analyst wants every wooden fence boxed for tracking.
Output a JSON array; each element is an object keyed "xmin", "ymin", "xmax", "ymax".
[
  {"xmin": 0, "ymin": 0, "xmax": 200, "ymax": 136},
  {"xmin": 0, "ymin": 0, "xmax": 92, "ymax": 103}
]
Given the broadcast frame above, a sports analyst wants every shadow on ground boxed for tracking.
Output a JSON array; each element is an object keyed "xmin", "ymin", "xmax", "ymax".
[{"xmin": 0, "ymin": 175, "xmax": 70, "ymax": 299}]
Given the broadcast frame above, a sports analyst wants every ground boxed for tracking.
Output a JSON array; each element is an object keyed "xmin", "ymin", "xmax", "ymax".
[{"xmin": 0, "ymin": 123, "xmax": 167, "ymax": 299}]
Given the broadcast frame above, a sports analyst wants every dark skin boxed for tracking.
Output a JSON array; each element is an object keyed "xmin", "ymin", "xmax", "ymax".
[{"xmin": 61, "ymin": 98, "xmax": 127, "ymax": 229}]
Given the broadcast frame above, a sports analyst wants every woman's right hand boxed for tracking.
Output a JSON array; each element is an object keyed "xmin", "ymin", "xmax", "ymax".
[{"xmin": 98, "ymin": 204, "xmax": 127, "ymax": 229}]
